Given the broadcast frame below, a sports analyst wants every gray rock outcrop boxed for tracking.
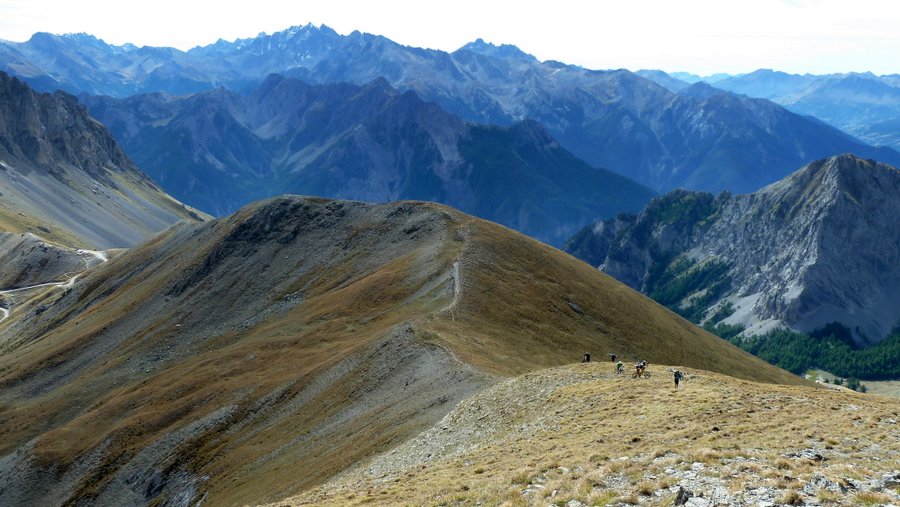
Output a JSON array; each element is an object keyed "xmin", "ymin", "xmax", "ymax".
[{"xmin": 566, "ymin": 154, "xmax": 900, "ymax": 344}]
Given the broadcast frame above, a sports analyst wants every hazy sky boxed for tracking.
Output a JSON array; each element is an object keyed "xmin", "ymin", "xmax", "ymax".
[{"xmin": 1, "ymin": 0, "xmax": 898, "ymax": 75}]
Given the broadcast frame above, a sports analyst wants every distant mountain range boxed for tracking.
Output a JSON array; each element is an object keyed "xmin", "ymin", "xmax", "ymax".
[
  {"xmin": 0, "ymin": 72, "xmax": 204, "ymax": 249},
  {"xmin": 4, "ymin": 26, "xmax": 899, "ymax": 196},
  {"xmin": 565, "ymin": 154, "xmax": 900, "ymax": 346},
  {"xmin": 714, "ymin": 70, "xmax": 900, "ymax": 151},
  {"xmin": 83, "ymin": 75, "xmax": 655, "ymax": 246},
  {"xmin": 640, "ymin": 69, "xmax": 900, "ymax": 152}
]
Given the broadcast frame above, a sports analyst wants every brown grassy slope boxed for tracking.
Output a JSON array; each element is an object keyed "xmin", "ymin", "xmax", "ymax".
[
  {"xmin": 0, "ymin": 197, "xmax": 484, "ymax": 506},
  {"xmin": 423, "ymin": 216, "xmax": 803, "ymax": 385},
  {"xmin": 282, "ymin": 363, "xmax": 900, "ymax": 507},
  {"xmin": 0, "ymin": 197, "xmax": 802, "ymax": 507}
]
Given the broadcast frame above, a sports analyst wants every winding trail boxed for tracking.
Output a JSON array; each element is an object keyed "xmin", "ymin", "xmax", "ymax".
[
  {"xmin": 448, "ymin": 261, "xmax": 461, "ymax": 311},
  {"xmin": 0, "ymin": 249, "xmax": 108, "ymax": 324},
  {"xmin": 440, "ymin": 260, "xmax": 462, "ymax": 321}
]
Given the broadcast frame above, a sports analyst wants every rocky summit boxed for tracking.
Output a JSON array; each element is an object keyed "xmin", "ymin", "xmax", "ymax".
[{"xmin": 566, "ymin": 154, "xmax": 900, "ymax": 345}]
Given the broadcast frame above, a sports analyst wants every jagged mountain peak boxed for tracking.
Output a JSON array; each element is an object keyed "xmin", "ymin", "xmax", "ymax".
[
  {"xmin": 0, "ymin": 71, "xmax": 130, "ymax": 181},
  {"xmin": 819, "ymin": 152, "xmax": 897, "ymax": 178},
  {"xmin": 189, "ymin": 23, "xmax": 341, "ymax": 56},
  {"xmin": 457, "ymin": 38, "xmax": 537, "ymax": 62},
  {"xmin": 26, "ymin": 31, "xmax": 117, "ymax": 50},
  {"xmin": 271, "ymin": 23, "xmax": 341, "ymax": 43},
  {"xmin": 61, "ymin": 32, "xmax": 103, "ymax": 43},
  {"xmin": 762, "ymin": 153, "xmax": 896, "ymax": 199},
  {"xmin": 8, "ymin": 25, "xmax": 900, "ymax": 193}
]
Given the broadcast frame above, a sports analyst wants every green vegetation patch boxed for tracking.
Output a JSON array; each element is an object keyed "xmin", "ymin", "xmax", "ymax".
[
  {"xmin": 647, "ymin": 255, "xmax": 732, "ymax": 323},
  {"xmin": 722, "ymin": 324, "xmax": 900, "ymax": 381}
]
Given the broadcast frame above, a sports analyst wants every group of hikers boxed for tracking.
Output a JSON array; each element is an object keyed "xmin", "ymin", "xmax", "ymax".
[{"xmin": 581, "ymin": 352, "xmax": 684, "ymax": 388}]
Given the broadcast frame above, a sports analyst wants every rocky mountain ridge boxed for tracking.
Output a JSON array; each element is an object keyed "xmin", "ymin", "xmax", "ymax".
[
  {"xmin": 565, "ymin": 154, "xmax": 900, "ymax": 345},
  {"xmin": 0, "ymin": 71, "xmax": 205, "ymax": 248},
  {"xmin": 4, "ymin": 27, "xmax": 900, "ymax": 194}
]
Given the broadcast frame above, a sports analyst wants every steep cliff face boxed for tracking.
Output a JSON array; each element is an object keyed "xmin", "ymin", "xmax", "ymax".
[
  {"xmin": 0, "ymin": 72, "xmax": 205, "ymax": 248},
  {"xmin": 566, "ymin": 154, "xmax": 900, "ymax": 344}
]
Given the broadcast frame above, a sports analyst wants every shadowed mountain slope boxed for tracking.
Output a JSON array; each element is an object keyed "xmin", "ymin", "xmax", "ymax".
[
  {"xmin": 566, "ymin": 154, "xmax": 900, "ymax": 345},
  {"xmin": 83, "ymin": 75, "xmax": 655, "ymax": 246},
  {"xmin": 0, "ymin": 72, "xmax": 205, "ymax": 248},
  {"xmin": 0, "ymin": 196, "xmax": 801, "ymax": 506}
]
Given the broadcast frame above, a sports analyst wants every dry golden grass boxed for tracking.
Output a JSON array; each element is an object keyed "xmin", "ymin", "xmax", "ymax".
[
  {"xmin": 854, "ymin": 491, "xmax": 895, "ymax": 506},
  {"xmin": 277, "ymin": 363, "xmax": 900, "ymax": 507},
  {"xmin": 0, "ymin": 200, "xmax": 467, "ymax": 504}
]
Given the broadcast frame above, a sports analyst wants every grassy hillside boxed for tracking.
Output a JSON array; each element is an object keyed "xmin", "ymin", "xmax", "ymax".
[
  {"xmin": 0, "ymin": 197, "xmax": 802, "ymax": 506},
  {"xmin": 422, "ymin": 216, "xmax": 800, "ymax": 385},
  {"xmin": 282, "ymin": 363, "xmax": 900, "ymax": 507}
]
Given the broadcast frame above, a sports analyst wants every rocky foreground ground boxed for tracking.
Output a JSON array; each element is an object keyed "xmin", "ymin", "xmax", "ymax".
[{"xmin": 267, "ymin": 363, "xmax": 900, "ymax": 506}]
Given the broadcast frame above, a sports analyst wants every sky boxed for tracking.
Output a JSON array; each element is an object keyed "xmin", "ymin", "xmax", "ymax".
[{"xmin": 1, "ymin": 0, "xmax": 899, "ymax": 75}]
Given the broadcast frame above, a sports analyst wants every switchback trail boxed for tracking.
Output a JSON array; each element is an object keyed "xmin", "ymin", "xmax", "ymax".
[{"xmin": 0, "ymin": 249, "xmax": 109, "ymax": 324}]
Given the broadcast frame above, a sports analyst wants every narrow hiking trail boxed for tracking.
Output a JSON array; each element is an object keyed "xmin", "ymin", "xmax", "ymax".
[
  {"xmin": 446, "ymin": 260, "xmax": 461, "ymax": 316},
  {"xmin": 0, "ymin": 249, "xmax": 110, "ymax": 324}
]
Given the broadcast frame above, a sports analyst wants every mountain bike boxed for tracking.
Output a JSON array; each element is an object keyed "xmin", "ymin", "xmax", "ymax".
[{"xmin": 632, "ymin": 368, "xmax": 650, "ymax": 379}]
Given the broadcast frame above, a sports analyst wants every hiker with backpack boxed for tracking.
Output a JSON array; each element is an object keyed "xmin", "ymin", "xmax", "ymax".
[{"xmin": 674, "ymin": 369, "xmax": 684, "ymax": 388}]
